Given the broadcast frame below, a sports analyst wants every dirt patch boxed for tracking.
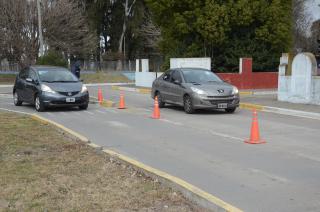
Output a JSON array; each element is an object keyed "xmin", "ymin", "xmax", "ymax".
[{"xmin": 0, "ymin": 112, "xmax": 209, "ymax": 211}]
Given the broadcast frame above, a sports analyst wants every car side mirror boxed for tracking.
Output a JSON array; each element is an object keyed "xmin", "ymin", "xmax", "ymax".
[
  {"xmin": 26, "ymin": 78, "xmax": 33, "ymax": 83},
  {"xmin": 173, "ymin": 80, "xmax": 181, "ymax": 85}
]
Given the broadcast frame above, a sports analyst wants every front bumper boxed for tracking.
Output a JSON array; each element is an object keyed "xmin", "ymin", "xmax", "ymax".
[
  {"xmin": 40, "ymin": 91, "xmax": 89, "ymax": 107},
  {"xmin": 192, "ymin": 93, "xmax": 240, "ymax": 109}
]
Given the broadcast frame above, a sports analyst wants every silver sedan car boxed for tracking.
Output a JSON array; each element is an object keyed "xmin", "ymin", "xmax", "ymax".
[{"xmin": 151, "ymin": 68, "xmax": 240, "ymax": 114}]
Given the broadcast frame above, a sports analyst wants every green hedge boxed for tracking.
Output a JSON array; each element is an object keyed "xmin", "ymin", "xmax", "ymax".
[{"xmin": 36, "ymin": 51, "xmax": 68, "ymax": 68}]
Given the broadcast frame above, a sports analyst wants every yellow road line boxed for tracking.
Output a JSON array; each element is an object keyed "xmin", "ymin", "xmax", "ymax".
[{"xmin": 240, "ymin": 103, "xmax": 264, "ymax": 111}]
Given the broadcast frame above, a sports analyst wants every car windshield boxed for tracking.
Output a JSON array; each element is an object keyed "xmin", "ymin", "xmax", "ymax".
[
  {"xmin": 38, "ymin": 69, "xmax": 79, "ymax": 82},
  {"xmin": 182, "ymin": 69, "xmax": 222, "ymax": 83}
]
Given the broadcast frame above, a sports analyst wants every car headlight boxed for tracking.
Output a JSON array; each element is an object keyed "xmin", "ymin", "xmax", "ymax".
[
  {"xmin": 191, "ymin": 87, "xmax": 207, "ymax": 95},
  {"xmin": 232, "ymin": 87, "xmax": 239, "ymax": 95},
  {"xmin": 81, "ymin": 85, "xmax": 88, "ymax": 93},
  {"xmin": 41, "ymin": 84, "xmax": 56, "ymax": 94}
]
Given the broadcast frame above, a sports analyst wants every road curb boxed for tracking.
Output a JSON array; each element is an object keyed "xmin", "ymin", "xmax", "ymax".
[
  {"xmin": 1, "ymin": 109, "xmax": 242, "ymax": 212},
  {"xmin": 111, "ymin": 85, "xmax": 276, "ymax": 96}
]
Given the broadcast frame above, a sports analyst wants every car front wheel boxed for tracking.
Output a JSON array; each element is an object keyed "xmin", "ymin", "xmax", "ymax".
[
  {"xmin": 184, "ymin": 95, "xmax": 194, "ymax": 114},
  {"xmin": 79, "ymin": 104, "xmax": 88, "ymax": 110},
  {"xmin": 13, "ymin": 91, "xmax": 23, "ymax": 106},
  {"xmin": 225, "ymin": 108, "xmax": 236, "ymax": 113},
  {"xmin": 35, "ymin": 95, "xmax": 45, "ymax": 112},
  {"xmin": 156, "ymin": 92, "xmax": 165, "ymax": 108}
]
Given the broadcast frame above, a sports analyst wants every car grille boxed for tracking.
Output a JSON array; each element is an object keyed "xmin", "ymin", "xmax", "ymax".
[
  {"xmin": 207, "ymin": 95, "xmax": 234, "ymax": 98},
  {"xmin": 58, "ymin": 91, "xmax": 79, "ymax": 96},
  {"xmin": 209, "ymin": 99, "xmax": 234, "ymax": 105}
]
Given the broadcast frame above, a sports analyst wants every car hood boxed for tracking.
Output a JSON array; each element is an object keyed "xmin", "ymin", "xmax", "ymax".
[
  {"xmin": 42, "ymin": 82, "xmax": 82, "ymax": 92},
  {"xmin": 186, "ymin": 82, "xmax": 234, "ymax": 96}
]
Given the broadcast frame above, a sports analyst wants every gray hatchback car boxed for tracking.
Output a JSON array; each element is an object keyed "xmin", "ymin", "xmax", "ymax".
[{"xmin": 151, "ymin": 68, "xmax": 240, "ymax": 114}]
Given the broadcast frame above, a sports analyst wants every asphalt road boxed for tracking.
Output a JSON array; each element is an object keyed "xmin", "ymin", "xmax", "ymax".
[{"xmin": 1, "ymin": 85, "xmax": 320, "ymax": 212}]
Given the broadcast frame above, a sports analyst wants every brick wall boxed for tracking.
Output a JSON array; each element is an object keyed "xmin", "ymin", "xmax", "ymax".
[{"xmin": 216, "ymin": 58, "xmax": 278, "ymax": 89}]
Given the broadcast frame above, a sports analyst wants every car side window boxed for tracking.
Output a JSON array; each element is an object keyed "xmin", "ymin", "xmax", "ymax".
[
  {"xmin": 171, "ymin": 70, "xmax": 182, "ymax": 83},
  {"xmin": 163, "ymin": 70, "xmax": 172, "ymax": 81},
  {"xmin": 28, "ymin": 70, "xmax": 38, "ymax": 81},
  {"xmin": 19, "ymin": 68, "xmax": 28, "ymax": 79}
]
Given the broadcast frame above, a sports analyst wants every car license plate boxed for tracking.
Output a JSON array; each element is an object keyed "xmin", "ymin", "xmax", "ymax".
[
  {"xmin": 66, "ymin": 98, "xmax": 75, "ymax": 103},
  {"xmin": 218, "ymin": 103, "xmax": 228, "ymax": 109}
]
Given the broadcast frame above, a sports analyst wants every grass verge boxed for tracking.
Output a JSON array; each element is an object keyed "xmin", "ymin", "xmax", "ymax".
[
  {"xmin": 81, "ymin": 72, "xmax": 132, "ymax": 84},
  {"xmin": 0, "ymin": 112, "xmax": 207, "ymax": 211},
  {"xmin": 0, "ymin": 74, "xmax": 16, "ymax": 85}
]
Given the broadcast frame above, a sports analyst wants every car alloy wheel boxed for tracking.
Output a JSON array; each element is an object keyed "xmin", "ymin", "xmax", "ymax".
[
  {"xmin": 184, "ymin": 95, "xmax": 194, "ymax": 114},
  {"xmin": 156, "ymin": 92, "xmax": 165, "ymax": 108},
  {"xmin": 13, "ymin": 92, "xmax": 22, "ymax": 106},
  {"xmin": 35, "ymin": 96, "xmax": 45, "ymax": 112}
]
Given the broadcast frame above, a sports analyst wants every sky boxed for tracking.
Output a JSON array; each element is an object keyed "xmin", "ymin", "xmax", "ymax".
[{"xmin": 306, "ymin": 0, "xmax": 320, "ymax": 21}]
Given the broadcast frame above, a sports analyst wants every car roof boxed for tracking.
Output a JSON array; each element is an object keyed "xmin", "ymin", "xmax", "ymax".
[{"xmin": 174, "ymin": 68, "xmax": 211, "ymax": 72}]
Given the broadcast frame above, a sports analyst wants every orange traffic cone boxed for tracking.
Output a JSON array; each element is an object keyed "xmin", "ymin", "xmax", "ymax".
[
  {"xmin": 118, "ymin": 92, "xmax": 126, "ymax": 109},
  {"xmin": 245, "ymin": 110, "xmax": 266, "ymax": 144},
  {"xmin": 98, "ymin": 87, "xmax": 103, "ymax": 104},
  {"xmin": 151, "ymin": 96, "xmax": 160, "ymax": 119}
]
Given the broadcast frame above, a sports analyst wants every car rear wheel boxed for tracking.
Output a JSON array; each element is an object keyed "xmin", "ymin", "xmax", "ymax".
[
  {"xmin": 35, "ymin": 95, "xmax": 45, "ymax": 112},
  {"xmin": 184, "ymin": 95, "xmax": 194, "ymax": 114},
  {"xmin": 156, "ymin": 92, "xmax": 165, "ymax": 108},
  {"xmin": 13, "ymin": 92, "xmax": 22, "ymax": 106},
  {"xmin": 79, "ymin": 104, "xmax": 88, "ymax": 110},
  {"xmin": 225, "ymin": 108, "xmax": 236, "ymax": 113}
]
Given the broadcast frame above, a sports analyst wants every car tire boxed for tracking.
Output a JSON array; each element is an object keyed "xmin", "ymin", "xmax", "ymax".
[
  {"xmin": 13, "ymin": 91, "xmax": 23, "ymax": 106},
  {"xmin": 156, "ymin": 92, "xmax": 165, "ymax": 108},
  {"xmin": 35, "ymin": 95, "xmax": 45, "ymax": 112},
  {"xmin": 184, "ymin": 95, "xmax": 194, "ymax": 114},
  {"xmin": 79, "ymin": 104, "xmax": 88, "ymax": 110},
  {"xmin": 225, "ymin": 108, "xmax": 236, "ymax": 113}
]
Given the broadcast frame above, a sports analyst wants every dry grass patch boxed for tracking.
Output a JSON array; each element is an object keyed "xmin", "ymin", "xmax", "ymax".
[
  {"xmin": 0, "ymin": 74, "xmax": 16, "ymax": 85},
  {"xmin": 0, "ymin": 112, "xmax": 208, "ymax": 211},
  {"xmin": 81, "ymin": 72, "xmax": 132, "ymax": 84}
]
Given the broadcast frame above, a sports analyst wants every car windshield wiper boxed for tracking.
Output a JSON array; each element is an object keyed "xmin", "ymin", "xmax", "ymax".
[{"xmin": 48, "ymin": 80, "xmax": 78, "ymax": 83}]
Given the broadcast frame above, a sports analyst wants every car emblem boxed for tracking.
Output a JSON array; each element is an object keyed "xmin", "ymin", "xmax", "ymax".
[
  {"xmin": 218, "ymin": 89, "xmax": 224, "ymax": 93},
  {"xmin": 68, "ymin": 92, "xmax": 72, "ymax": 96}
]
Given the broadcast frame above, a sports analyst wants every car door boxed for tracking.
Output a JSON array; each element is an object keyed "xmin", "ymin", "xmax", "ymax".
[
  {"xmin": 16, "ymin": 68, "xmax": 28, "ymax": 101},
  {"xmin": 24, "ymin": 69, "xmax": 38, "ymax": 103},
  {"xmin": 159, "ymin": 70, "xmax": 173, "ymax": 102},
  {"xmin": 169, "ymin": 70, "xmax": 184, "ymax": 105}
]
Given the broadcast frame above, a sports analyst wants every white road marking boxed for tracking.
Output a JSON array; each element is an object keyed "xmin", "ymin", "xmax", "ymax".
[
  {"xmin": 84, "ymin": 111, "xmax": 94, "ymax": 115},
  {"xmin": 46, "ymin": 112, "xmax": 54, "ymax": 117},
  {"xmin": 0, "ymin": 94, "xmax": 12, "ymax": 98},
  {"xmin": 209, "ymin": 130, "xmax": 243, "ymax": 142},
  {"xmin": 249, "ymin": 168, "xmax": 289, "ymax": 183},
  {"xmin": 96, "ymin": 110, "xmax": 107, "ymax": 114},
  {"xmin": 160, "ymin": 119, "xmax": 183, "ymax": 126},
  {"xmin": 103, "ymin": 109, "xmax": 118, "ymax": 114},
  {"xmin": 105, "ymin": 121, "xmax": 129, "ymax": 128},
  {"xmin": 0, "ymin": 107, "xmax": 33, "ymax": 115}
]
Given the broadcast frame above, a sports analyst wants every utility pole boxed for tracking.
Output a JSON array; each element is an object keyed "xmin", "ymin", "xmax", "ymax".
[{"xmin": 37, "ymin": 0, "xmax": 44, "ymax": 57}]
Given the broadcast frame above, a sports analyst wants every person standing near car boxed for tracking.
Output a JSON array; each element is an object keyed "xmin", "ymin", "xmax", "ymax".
[{"xmin": 71, "ymin": 60, "xmax": 81, "ymax": 79}]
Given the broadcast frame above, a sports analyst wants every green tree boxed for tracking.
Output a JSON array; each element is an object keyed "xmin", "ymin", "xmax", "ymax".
[{"xmin": 146, "ymin": 0, "xmax": 292, "ymax": 71}]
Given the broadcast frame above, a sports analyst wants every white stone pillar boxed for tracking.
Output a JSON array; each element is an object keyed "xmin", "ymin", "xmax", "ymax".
[
  {"xmin": 135, "ymin": 59, "xmax": 140, "ymax": 72},
  {"xmin": 141, "ymin": 59, "xmax": 149, "ymax": 72}
]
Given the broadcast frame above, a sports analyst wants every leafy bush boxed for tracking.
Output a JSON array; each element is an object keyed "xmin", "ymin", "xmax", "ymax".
[{"xmin": 36, "ymin": 51, "xmax": 68, "ymax": 68}]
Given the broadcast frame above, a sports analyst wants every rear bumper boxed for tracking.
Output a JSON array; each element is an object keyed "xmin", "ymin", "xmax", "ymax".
[
  {"xmin": 40, "ymin": 91, "xmax": 89, "ymax": 107},
  {"xmin": 192, "ymin": 94, "xmax": 240, "ymax": 109}
]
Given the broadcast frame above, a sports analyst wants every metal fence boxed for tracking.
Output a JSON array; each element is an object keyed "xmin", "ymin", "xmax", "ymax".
[
  {"xmin": 0, "ymin": 62, "xmax": 20, "ymax": 72},
  {"xmin": 83, "ymin": 58, "xmax": 164, "ymax": 72}
]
